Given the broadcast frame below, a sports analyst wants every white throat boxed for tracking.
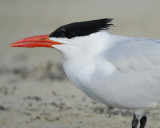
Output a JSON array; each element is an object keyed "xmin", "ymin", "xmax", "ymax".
[{"xmin": 50, "ymin": 31, "xmax": 111, "ymax": 62}]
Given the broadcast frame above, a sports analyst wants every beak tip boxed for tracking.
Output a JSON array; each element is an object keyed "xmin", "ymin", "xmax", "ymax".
[
  {"xmin": 9, "ymin": 44, "xmax": 13, "ymax": 47},
  {"xmin": 9, "ymin": 42, "xmax": 18, "ymax": 47}
]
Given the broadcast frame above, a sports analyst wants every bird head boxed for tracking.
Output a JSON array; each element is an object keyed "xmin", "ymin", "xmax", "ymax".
[{"xmin": 10, "ymin": 18, "xmax": 113, "ymax": 57}]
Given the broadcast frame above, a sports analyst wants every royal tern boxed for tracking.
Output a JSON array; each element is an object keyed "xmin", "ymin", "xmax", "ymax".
[{"xmin": 10, "ymin": 18, "xmax": 160, "ymax": 128}]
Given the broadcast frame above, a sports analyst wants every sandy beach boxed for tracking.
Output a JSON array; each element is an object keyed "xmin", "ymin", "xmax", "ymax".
[{"xmin": 1, "ymin": 0, "xmax": 160, "ymax": 127}]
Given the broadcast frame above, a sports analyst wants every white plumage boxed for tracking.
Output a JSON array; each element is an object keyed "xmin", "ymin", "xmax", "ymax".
[
  {"xmin": 51, "ymin": 30, "xmax": 160, "ymax": 110},
  {"xmin": 11, "ymin": 18, "xmax": 160, "ymax": 128}
]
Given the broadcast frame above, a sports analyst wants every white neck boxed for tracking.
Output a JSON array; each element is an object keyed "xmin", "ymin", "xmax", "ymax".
[{"xmin": 52, "ymin": 31, "xmax": 111, "ymax": 63}]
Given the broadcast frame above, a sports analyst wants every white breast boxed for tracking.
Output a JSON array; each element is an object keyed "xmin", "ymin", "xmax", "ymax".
[{"xmin": 62, "ymin": 56, "xmax": 118, "ymax": 105}]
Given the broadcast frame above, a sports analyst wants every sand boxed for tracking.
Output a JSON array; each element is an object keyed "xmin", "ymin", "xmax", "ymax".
[{"xmin": 1, "ymin": 0, "xmax": 160, "ymax": 128}]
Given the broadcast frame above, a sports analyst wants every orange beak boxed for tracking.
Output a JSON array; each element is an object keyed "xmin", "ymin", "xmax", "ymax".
[{"xmin": 10, "ymin": 34, "xmax": 62, "ymax": 48}]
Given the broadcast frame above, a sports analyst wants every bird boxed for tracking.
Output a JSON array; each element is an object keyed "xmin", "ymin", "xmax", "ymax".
[{"xmin": 10, "ymin": 18, "xmax": 160, "ymax": 128}]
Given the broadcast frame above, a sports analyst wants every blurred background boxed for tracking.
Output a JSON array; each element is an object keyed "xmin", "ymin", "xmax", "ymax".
[{"xmin": 1, "ymin": 0, "xmax": 160, "ymax": 128}]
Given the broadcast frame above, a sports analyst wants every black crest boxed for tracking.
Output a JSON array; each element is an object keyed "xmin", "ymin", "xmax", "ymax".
[{"xmin": 49, "ymin": 18, "xmax": 113, "ymax": 39}]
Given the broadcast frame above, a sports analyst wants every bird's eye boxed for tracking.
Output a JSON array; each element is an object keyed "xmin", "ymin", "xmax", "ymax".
[
  {"xmin": 50, "ymin": 25, "xmax": 78, "ymax": 39},
  {"xmin": 59, "ymin": 30, "xmax": 75, "ymax": 39}
]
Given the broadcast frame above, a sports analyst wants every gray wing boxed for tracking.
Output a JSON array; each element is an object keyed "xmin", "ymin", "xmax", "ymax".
[
  {"xmin": 99, "ymin": 38, "xmax": 160, "ymax": 108},
  {"xmin": 105, "ymin": 38, "xmax": 160, "ymax": 73}
]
